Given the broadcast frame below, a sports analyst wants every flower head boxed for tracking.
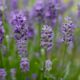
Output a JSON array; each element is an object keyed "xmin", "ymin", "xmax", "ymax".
[
  {"xmin": 44, "ymin": 0, "xmax": 58, "ymax": 27},
  {"xmin": 0, "ymin": 27, "xmax": 4, "ymax": 44},
  {"xmin": 20, "ymin": 57, "xmax": 29, "ymax": 72},
  {"xmin": 16, "ymin": 39, "xmax": 27, "ymax": 57},
  {"xmin": 10, "ymin": 10, "xmax": 27, "ymax": 28},
  {"xmin": 0, "ymin": 14, "xmax": 4, "ymax": 44},
  {"xmin": 41, "ymin": 25, "xmax": 54, "ymax": 51},
  {"xmin": 10, "ymin": 0, "xmax": 19, "ymax": 10},
  {"xmin": 45, "ymin": 59, "xmax": 52, "ymax": 71},
  {"xmin": 0, "ymin": 68, "xmax": 6, "ymax": 79},
  {"xmin": 61, "ymin": 17, "xmax": 74, "ymax": 44},
  {"xmin": 9, "ymin": 10, "xmax": 28, "ymax": 41},
  {"xmin": 32, "ymin": 0, "xmax": 44, "ymax": 23}
]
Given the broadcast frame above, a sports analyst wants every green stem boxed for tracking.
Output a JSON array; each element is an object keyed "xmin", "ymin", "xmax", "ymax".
[{"xmin": 0, "ymin": 45, "xmax": 4, "ymax": 67}]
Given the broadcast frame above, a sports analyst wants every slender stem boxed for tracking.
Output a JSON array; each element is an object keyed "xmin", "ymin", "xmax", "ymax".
[{"xmin": 0, "ymin": 45, "xmax": 3, "ymax": 67}]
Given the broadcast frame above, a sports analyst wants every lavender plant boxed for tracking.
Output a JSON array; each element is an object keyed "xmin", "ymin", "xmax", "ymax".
[{"xmin": 0, "ymin": 0, "xmax": 80, "ymax": 80}]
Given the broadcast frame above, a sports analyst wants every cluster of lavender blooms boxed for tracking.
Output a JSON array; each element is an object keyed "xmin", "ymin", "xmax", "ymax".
[
  {"xmin": 61, "ymin": 17, "xmax": 74, "ymax": 45},
  {"xmin": 10, "ymin": 10, "xmax": 28, "ymax": 54},
  {"xmin": 32, "ymin": 0, "xmax": 74, "ymax": 26},
  {"xmin": 41, "ymin": 25, "xmax": 53, "ymax": 71},
  {"xmin": 9, "ymin": 10, "xmax": 30, "ymax": 72},
  {"xmin": 9, "ymin": 0, "xmax": 19, "ymax": 11},
  {"xmin": 31, "ymin": 0, "xmax": 58, "ymax": 27},
  {"xmin": 0, "ymin": 0, "xmax": 76, "ymax": 78},
  {"xmin": 41, "ymin": 25, "xmax": 54, "ymax": 52},
  {"xmin": 20, "ymin": 57, "xmax": 29, "ymax": 72},
  {"xmin": 0, "ymin": 10, "xmax": 4, "ymax": 45},
  {"xmin": 0, "ymin": 68, "xmax": 6, "ymax": 80}
]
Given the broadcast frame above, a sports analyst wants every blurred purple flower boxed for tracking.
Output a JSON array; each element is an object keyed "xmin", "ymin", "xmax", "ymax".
[
  {"xmin": 44, "ymin": 0, "xmax": 58, "ymax": 27},
  {"xmin": 0, "ymin": 17, "xmax": 4, "ymax": 44},
  {"xmin": 16, "ymin": 38, "xmax": 28, "ymax": 57},
  {"xmin": 32, "ymin": 73, "xmax": 37, "ymax": 79},
  {"xmin": 56, "ymin": 0, "xmax": 74, "ymax": 14},
  {"xmin": 31, "ymin": 0, "xmax": 45, "ymax": 24},
  {"xmin": 0, "ymin": 68, "xmax": 6, "ymax": 80},
  {"xmin": 10, "ymin": 11, "xmax": 27, "ymax": 38},
  {"xmin": 9, "ymin": 0, "xmax": 19, "ymax": 10},
  {"xmin": 61, "ymin": 17, "xmax": 74, "ymax": 45},
  {"xmin": 10, "ymin": 10, "xmax": 27, "ymax": 29},
  {"xmin": 27, "ymin": 24, "xmax": 35, "ymax": 39},
  {"xmin": 20, "ymin": 57, "xmax": 29, "ymax": 72},
  {"xmin": 45, "ymin": 59, "xmax": 52, "ymax": 71},
  {"xmin": 41, "ymin": 25, "xmax": 54, "ymax": 51}
]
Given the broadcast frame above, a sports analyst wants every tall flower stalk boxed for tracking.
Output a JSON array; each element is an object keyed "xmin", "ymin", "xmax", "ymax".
[
  {"xmin": 61, "ymin": 17, "xmax": 74, "ymax": 51},
  {"xmin": 61, "ymin": 16, "xmax": 75, "ymax": 70},
  {"xmin": 0, "ymin": 9, "xmax": 4, "ymax": 68},
  {"xmin": 41, "ymin": 25, "xmax": 54, "ymax": 78},
  {"xmin": 9, "ymin": 10, "xmax": 30, "ymax": 73}
]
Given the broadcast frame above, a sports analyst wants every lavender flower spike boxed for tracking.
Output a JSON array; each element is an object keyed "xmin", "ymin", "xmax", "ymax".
[
  {"xmin": 0, "ymin": 12, "xmax": 4, "ymax": 44},
  {"xmin": 45, "ymin": 59, "xmax": 52, "ymax": 71},
  {"xmin": 0, "ymin": 68, "xmax": 6, "ymax": 80},
  {"xmin": 10, "ymin": 10, "xmax": 28, "ymax": 40},
  {"xmin": 20, "ymin": 57, "xmax": 29, "ymax": 72},
  {"xmin": 44, "ymin": 0, "xmax": 58, "ymax": 27},
  {"xmin": 61, "ymin": 16, "xmax": 74, "ymax": 45},
  {"xmin": 16, "ymin": 39, "xmax": 27, "ymax": 57},
  {"xmin": 32, "ymin": 0, "xmax": 44, "ymax": 23},
  {"xmin": 9, "ymin": 10, "xmax": 28, "ymax": 57},
  {"xmin": 9, "ymin": 0, "xmax": 19, "ymax": 10},
  {"xmin": 41, "ymin": 25, "xmax": 54, "ymax": 51},
  {"xmin": 0, "ymin": 27, "xmax": 4, "ymax": 44}
]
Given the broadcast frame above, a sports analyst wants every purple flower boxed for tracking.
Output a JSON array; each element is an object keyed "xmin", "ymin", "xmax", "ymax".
[
  {"xmin": 32, "ymin": 0, "xmax": 45, "ymax": 23},
  {"xmin": 0, "ymin": 68, "xmax": 6, "ymax": 79},
  {"xmin": 9, "ymin": 10, "xmax": 28, "ymax": 40},
  {"xmin": 44, "ymin": 0, "xmax": 58, "ymax": 27},
  {"xmin": 41, "ymin": 25, "xmax": 54, "ymax": 51},
  {"xmin": 10, "ymin": 0, "xmax": 19, "ymax": 10},
  {"xmin": 44, "ymin": 10, "xmax": 57, "ymax": 27},
  {"xmin": 16, "ymin": 39, "xmax": 27, "ymax": 57},
  {"xmin": 0, "ymin": 27, "xmax": 4, "ymax": 44},
  {"xmin": 20, "ymin": 57, "xmax": 29, "ymax": 72},
  {"xmin": 45, "ymin": 59, "xmax": 52, "ymax": 71},
  {"xmin": 27, "ymin": 24, "xmax": 35, "ymax": 39},
  {"xmin": 0, "ymin": 18, "xmax": 4, "ymax": 44},
  {"xmin": 61, "ymin": 17, "xmax": 74, "ymax": 44},
  {"xmin": 56, "ymin": 0, "xmax": 74, "ymax": 14},
  {"xmin": 10, "ymin": 10, "xmax": 27, "ymax": 28}
]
